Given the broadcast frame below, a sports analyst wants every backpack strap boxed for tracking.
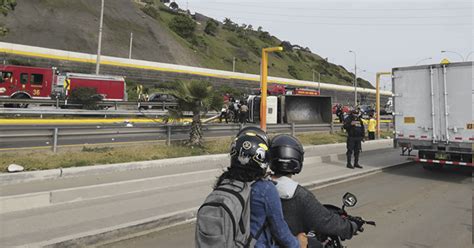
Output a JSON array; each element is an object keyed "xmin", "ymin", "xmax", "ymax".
[{"xmin": 215, "ymin": 187, "xmax": 247, "ymax": 233}]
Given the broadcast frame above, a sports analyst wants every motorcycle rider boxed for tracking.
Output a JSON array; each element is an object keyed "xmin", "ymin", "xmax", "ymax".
[
  {"xmin": 269, "ymin": 134, "xmax": 364, "ymax": 247},
  {"xmin": 215, "ymin": 128, "xmax": 307, "ymax": 248},
  {"xmin": 343, "ymin": 109, "xmax": 365, "ymax": 169}
]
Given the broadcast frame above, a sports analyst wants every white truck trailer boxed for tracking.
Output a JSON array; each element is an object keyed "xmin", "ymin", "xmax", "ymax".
[{"xmin": 393, "ymin": 61, "xmax": 473, "ymax": 168}]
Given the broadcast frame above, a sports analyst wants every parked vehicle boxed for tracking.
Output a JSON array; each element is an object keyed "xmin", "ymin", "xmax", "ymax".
[
  {"xmin": 359, "ymin": 104, "xmax": 375, "ymax": 117},
  {"xmin": 393, "ymin": 61, "xmax": 473, "ymax": 168},
  {"xmin": 139, "ymin": 92, "xmax": 178, "ymax": 110},
  {"xmin": 0, "ymin": 65, "xmax": 127, "ymax": 108}
]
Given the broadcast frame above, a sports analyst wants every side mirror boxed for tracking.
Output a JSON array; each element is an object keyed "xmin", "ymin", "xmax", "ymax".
[{"xmin": 342, "ymin": 192, "xmax": 357, "ymax": 208}]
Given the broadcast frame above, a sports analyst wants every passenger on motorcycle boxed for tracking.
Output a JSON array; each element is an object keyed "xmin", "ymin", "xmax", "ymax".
[
  {"xmin": 215, "ymin": 128, "xmax": 307, "ymax": 248},
  {"xmin": 269, "ymin": 134, "xmax": 362, "ymax": 247}
]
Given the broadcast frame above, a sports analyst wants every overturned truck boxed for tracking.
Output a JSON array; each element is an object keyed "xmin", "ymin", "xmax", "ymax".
[{"xmin": 247, "ymin": 95, "xmax": 332, "ymax": 125}]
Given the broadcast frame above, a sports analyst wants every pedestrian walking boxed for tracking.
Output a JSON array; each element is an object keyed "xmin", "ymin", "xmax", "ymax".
[
  {"xmin": 343, "ymin": 109, "xmax": 365, "ymax": 169},
  {"xmin": 239, "ymin": 102, "xmax": 249, "ymax": 124},
  {"xmin": 335, "ymin": 104, "xmax": 344, "ymax": 123}
]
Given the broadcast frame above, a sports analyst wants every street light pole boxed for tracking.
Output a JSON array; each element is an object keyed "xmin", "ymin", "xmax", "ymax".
[
  {"xmin": 95, "ymin": 0, "xmax": 105, "ymax": 75},
  {"xmin": 232, "ymin": 57, "xmax": 236, "ymax": 72},
  {"xmin": 376, "ymin": 72, "xmax": 391, "ymax": 139},
  {"xmin": 349, "ymin": 50, "xmax": 357, "ymax": 106},
  {"xmin": 318, "ymin": 72, "xmax": 321, "ymax": 93},
  {"xmin": 441, "ymin": 50, "xmax": 465, "ymax": 61},
  {"xmin": 129, "ymin": 32, "xmax": 133, "ymax": 59},
  {"xmin": 415, "ymin": 57, "xmax": 432, "ymax": 65},
  {"xmin": 260, "ymin": 47, "xmax": 283, "ymax": 131}
]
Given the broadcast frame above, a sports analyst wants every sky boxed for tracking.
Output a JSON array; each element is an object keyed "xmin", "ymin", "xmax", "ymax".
[{"xmin": 174, "ymin": 0, "xmax": 473, "ymax": 89}]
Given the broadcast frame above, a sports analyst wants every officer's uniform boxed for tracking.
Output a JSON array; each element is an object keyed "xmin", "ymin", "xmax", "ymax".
[{"xmin": 343, "ymin": 114, "xmax": 365, "ymax": 168}]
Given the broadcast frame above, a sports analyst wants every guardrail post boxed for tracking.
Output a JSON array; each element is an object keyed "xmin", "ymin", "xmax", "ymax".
[
  {"xmin": 114, "ymin": 102, "xmax": 118, "ymax": 110},
  {"xmin": 291, "ymin": 123, "xmax": 295, "ymax": 136},
  {"xmin": 52, "ymin": 128, "xmax": 58, "ymax": 153},
  {"xmin": 56, "ymin": 98, "xmax": 59, "ymax": 109},
  {"xmin": 166, "ymin": 125, "xmax": 171, "ymax": 146},
  {"xmin": 330, "ymin": 121, "xmax": 334, "ymax": 134}
]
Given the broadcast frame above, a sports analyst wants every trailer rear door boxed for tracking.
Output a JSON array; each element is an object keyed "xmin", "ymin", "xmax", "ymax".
[{"xmin": 394, "ymin": 62, "xmax": 473, "ymax": 144}]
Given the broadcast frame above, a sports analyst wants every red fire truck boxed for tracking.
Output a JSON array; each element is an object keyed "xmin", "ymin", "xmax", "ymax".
[{"xmin": 0, "ymin": 65, "xmax": 127, "ymax": 107}]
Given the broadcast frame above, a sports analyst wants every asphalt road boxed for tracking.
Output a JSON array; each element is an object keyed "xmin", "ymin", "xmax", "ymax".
[{"xmin": 99, "ymin": 165, "xmax": 472, "ymax": 248}]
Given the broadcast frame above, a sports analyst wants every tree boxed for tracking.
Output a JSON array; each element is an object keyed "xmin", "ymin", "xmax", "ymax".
[
  {"xmin": 280, "ymin": 41, "xmax": 293, "ymax": 51},
  {"xmin": 167, "ymin": 81, "xmax": 222, "ymax": 146},
  {"xmin": 169, "ymin": 1, "xmax": 179, "ymax": 10},
  {"xmin": 161, "ymin": 0, "xmax": 170, "ymax": 3},
  {"xmin": 223, "ymin": 18, "xmax": 237, "ymax": 31},
  {"xmin": 69, "ymin": 87, "xmax": 103, "ymax": 110},
  {"xmin": 169, "ymin": 15, "xmax": 196, "ymax": 39},
  {"xmin": 204, "ymin": 19, "xmax": 218, "ymax": 36}
]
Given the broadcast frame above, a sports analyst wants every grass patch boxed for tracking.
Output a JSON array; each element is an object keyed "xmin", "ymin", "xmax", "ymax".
[{"xmin": 0, "ymin": 131, "xmax": 392, "ymax": 172}]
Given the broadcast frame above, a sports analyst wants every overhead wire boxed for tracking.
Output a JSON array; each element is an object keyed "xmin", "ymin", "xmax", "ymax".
[{"xmin": 199, "ymin": 1, "xmax": 473, "ymax": 11}]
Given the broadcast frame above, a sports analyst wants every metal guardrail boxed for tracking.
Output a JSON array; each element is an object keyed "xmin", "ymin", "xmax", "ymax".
[
  {"xmin": 0, "ymin": 107, "xmax": 218, "ymax": 118},
  {"xmin": 0, "ymin": 123, "xmax": 341, "ymax": 152},
  {"xmin": 0, "ymin": 98, "xmax": 178, "ymax": 110},
  {"xmin": 0, "ymin": 108, "xmax": 168, "ymax": 117}
]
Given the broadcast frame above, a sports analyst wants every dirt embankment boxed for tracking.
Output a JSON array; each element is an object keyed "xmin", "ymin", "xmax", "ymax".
[{"xmin": 0, "ymin": 0, "xmax": 200, "ymax": 66}]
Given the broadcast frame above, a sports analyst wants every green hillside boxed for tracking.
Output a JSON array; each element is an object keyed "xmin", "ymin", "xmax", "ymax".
[
  {"xmin": 141, "ymin": 0, "xmax": 372, "ymax": 88},
  {"xmin": 0, "ymin": 0, "xmax": 372, "ymax": 88}
]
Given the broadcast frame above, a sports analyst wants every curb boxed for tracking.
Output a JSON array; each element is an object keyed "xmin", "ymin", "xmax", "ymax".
[
  {"xmin": 28, "ymin": 159, "xmax": 408, "ymax": 248},
  {"xmin": 0, "ymin": 139, "xmax": 393, "ymax": 185},
  {"xmin": 29, "ymin": 208, "xmax": 198, "ymax": 248}
]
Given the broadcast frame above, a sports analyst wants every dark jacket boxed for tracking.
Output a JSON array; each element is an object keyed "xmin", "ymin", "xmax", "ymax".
[
  {"xmin": 279, "ymin": 184, "xmax": 356, "ymax": 241},
  {"xmin": 343, "ymin": 115, "xmax": 365, "ymax": 138}
]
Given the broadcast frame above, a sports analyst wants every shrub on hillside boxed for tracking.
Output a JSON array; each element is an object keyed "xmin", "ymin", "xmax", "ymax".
[
  {"xmin": 287, "ymin": 65, "xmax": 301, "ymax": 80},
  {"xmin": 204, "ymin": 19, "xmax": 219, "ymax": 36},
  {"xmin": 0, "ymin": 0, "xmax": 16, "ymax": 16},
  {"xmin": 9, "ymin": 58, "xmax": 33, "ymax": 66},
  {"xmin": 169, "ymin": 15, "xmax": 196, "ymax": 39},
  {"xmin": 141, "ymin": 4, "xmax": 159, "ymax": 19}
]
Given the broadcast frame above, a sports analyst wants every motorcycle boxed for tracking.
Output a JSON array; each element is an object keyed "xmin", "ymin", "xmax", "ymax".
[{"xmin": 308, "ymin": 192, "xmax": 376, "ymax": 248}]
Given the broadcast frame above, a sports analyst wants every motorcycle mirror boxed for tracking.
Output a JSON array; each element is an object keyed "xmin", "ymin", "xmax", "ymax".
[{"xmin": 342, "ymin": 192, "xmax": 357, "ymax": 207}]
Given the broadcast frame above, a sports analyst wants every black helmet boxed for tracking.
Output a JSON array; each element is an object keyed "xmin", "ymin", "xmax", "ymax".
[
  {"xmin": 269, "ymin": 134, "xmax": 304, "ymax": 174},
  {"xmin": 236, "ymin": 126, "xmax": 270, "ymax": 145},
  {"xmin": 230, "ymin": 131, "xmax": 270, "ymax": 176}
]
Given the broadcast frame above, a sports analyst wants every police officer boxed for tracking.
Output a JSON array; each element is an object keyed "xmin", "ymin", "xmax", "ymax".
[{"xmin": 344, "ymin": 109, "xmax": 365, "ymax": 169}]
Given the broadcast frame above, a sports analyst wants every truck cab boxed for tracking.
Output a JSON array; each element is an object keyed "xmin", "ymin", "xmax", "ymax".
[{"xmin": 0, "ymin": 65, "xmax": 55, "ymax": 101}]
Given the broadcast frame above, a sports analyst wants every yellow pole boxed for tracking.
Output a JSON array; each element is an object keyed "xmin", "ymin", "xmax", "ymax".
[
  {"xmin": 260, "ymin": 47, "xmax": 283, "ymax": 131},
  {"xmin": 376, "ymin": 72, "xmax": 391, "ymax": 139}
]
